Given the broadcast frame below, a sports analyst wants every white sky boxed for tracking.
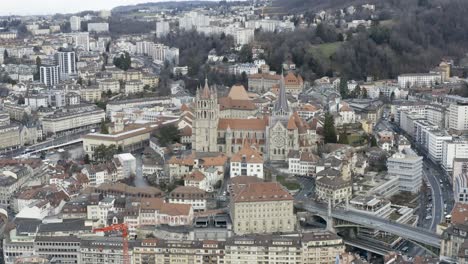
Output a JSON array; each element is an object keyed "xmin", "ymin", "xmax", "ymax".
[{"xmin": 1, "ymin": 0, "xmax": 205, "ymax": 16}]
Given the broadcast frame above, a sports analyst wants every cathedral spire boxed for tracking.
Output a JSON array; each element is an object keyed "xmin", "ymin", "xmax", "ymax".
[
  {"xmin": 273, "ymin": 70, "xmax": 290, "ymax": 114},
  {"xmin": 201, "ymin": 77, "xmax": 211, "ymax": 99}
]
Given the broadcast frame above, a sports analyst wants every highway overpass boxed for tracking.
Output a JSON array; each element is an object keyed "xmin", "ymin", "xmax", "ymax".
[{"xmin": 297, "ymin": 201, "xmax": 441, "ymax": 248}]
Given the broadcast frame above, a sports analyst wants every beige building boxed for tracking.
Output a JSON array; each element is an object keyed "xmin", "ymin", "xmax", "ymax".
[
  {"xmin": 42, "ymin": 108, "xmax": 105, "ymax": 135},
  {"xmin": 82, "ymin": 122, "xmax": 155, "ymax": 159},
  {"xmin": 3, "ymin": 103, "xmax": 31, "ymax": 121},
  {"xmin": 440, "ymin": 203, "xmax": 468, "ymax": 263},
  {"xmin": 133, "ymin": 239, "xmax": 224, "ymax": 264},
  {"xmin": 231, "ymin": 182, "xmax": 295, "ymax": 235},
  {"xmin": 224, "ymin": 232, "xmax": 345, "ymax": 264},
  {"xmin": 248, "ymin": 73, "xmax": 281, "ymax": 93},
  {"xmin": 0, "ymin": 124, "xmax": 21, "ymax": 151},
  {"xmin": 80, "ymin": 86, "xmax": 102, "ymax": 102},
  {"xmin": 125, "ymin": 69, "xmax": 142, "ymax": 81},
  {"xmin": 98, "ymin": 78, "xmax": 120, "ymax": 94},
  {"xmin": 316, "ymin": 176, "xmax": 352, "ymax": 206},
  {"xmin": 218, "ymin": 85, "xmax": 258, "ymax": 118},
  {"xmin": 141, "ymin": 74, "xmax": 159, "ymax": 87},
  {"xmin": 124, "ymin": 80, "xmax": 144, "ymax": 95}
]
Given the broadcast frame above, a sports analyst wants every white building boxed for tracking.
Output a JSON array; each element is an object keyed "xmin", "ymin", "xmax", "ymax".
[
  {"xmin": 397, "ymin": 73, "xmax": 442, "ymax": 88},
  {"xmin": 230, "ymin": 142, "xmax": 264, "ymax": 179},
  {"xmin": 114, "ymin": 153, "xmax": 136, "ymax": 178},
  {"xmin": 42, "ymin": 108, "xmax": 105, "ymax": 135},
  {"xmin": 387, "ymin": 148, "xmax": 423, "ymax": 193},
  {"xmin": 288, "ymin": 150, "xmax": 319, "ymax": 176},
  {"xmin": 448, "ymin": 97, "xmax": 468, "ymax": 133},
  {"xmin": 453, "ymin": 158, "xmax": 468, "ymax": 204},
  {"xmin": 442, "ymin": 138, "xmax": 468, "ymax": 172},
  {"xmin": 88, "ymin": 23, "xmax": 109, "ymax": 33},
  {"xmin": 124, "ymin": 80, "xmax": 144, "ymax": 95},
  {"xmin": 25, "ymin": 96, "xmax": 48, "ymax": 110},
  {"xmin": 39, "ymin": 65, "xmax": 60, "ymax": 87},
  {"xmin": 55, "ymin": 51, "xmax": 76, "ymax": 80},
  {"xmin": 73, "ymin": 32, "xmax": 90, "ymax": 51},
  {"xmin": 70, "ymin": 16, "xmax": 81, "ymax": 31},
  {"xmin": 156, "ymin": 21, "xmax": 170, "ymax": 38},
  {"xmin": 427, "ymin": 129, "xmax": 452, "ymax": 164}
]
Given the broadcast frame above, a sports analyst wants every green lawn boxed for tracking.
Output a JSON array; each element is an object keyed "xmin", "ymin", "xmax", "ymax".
[
  {"xmin": 277, "ymin": 175, "xmax": 301, "ymax": 191},
  {"xmin": 310, "ymin": 42, "xmax": 342, "ymax": 58}
]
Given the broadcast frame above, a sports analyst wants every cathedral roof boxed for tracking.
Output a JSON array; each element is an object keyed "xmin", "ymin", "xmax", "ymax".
[
  {"xmin": 218, "ymin": 118, "xmax": 268, "ymax": 131},
  {"xmin": 272, "ymin": 73, "xmax": 290, "ymax": 113},
  {"xmin": 200, "ymin": 78, "xmax": 212, "ymax": 99},
  {"xmin": 227, "ymin": 85, "xmax": 249, "ymax": 100}
]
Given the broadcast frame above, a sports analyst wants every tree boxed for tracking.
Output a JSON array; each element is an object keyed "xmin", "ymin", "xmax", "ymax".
[
  {"xmin": 113, "ymin": 52, "xmax": 132, "ymax": 71},
  {"xmin": 77, "ymin": 77, "xmax": 83, "ymax": 86},
  {"xmin": 93, "ymin": 144, "xmax": 119, "ymax": 162},
  {"xmin": 33, "ymin": 56, "xmax": 41, "ymax": 81},
  {"xmin": 155, "ymin": 125, "xmax": 180, "ymax": 147},
  {"xmin": 323, "ymin": 113, "xmax": 337, "ymax": 144},
  {"xmin": 338, "ymin": 127, "xmax": 349, "ymax": 144},
  {"xmin": 390, "ymin": 91, "xmax": 395, "ymax": 102},
  {"xmin": 362, "ymin": 88, "xmax": 368, "ymax": 98},
  {"xmin": 18, "ymin": 95, "xmax": 25, "ymax": 105},
  {"xmin": 238, "ymin": 44, "xmax": 253, "ymax": 63},
  {"xmin": 352, "ymin": 85, "xmax": 361, "ymax": 99},
  {"xmin": 370, "ymin": 136, "xmax": 378, "ymax": 147},
  {"xmin": 84, "ymin": 154, "xmax": 90, "ymax": 164},
  {"xmin": 100, "ymin": 120, "xmax": 109, "ymax": 134},
  {"xmin": 3, "ymin": 49, "xmax": 8, "ymax": 59},
  {"xmin": 339, "ymin": 77, "xmax": 348, "ymax": 99}
]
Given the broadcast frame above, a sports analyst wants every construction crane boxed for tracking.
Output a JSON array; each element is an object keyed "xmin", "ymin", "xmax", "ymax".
[{"xmin": 93, "ymin": 223, "xmax": 129, "ymax": 264}]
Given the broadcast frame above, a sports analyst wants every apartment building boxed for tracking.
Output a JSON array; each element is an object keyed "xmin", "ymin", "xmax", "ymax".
[
  {"xmin": 230, "ymin": 142, "xmax": 264, "ymax": 179},
  {"xmin": 231, "ymin": 182, "xmax": 295, "ymax": 235},
  {"xmin": 449, "ymin": 97, "xmax": 468, "ymax": 133},
  {"xmin": 55, "ymin": 51, "xmax": 76, "ymax": 80},
  {"xmin": 87, "ymin": 22, "xmax": 109, "ymax": 32},
  {"xmin": 248, "ymin": 73, "xmax": 281, "ymax": 93},
  {"xmin": 34, "ymin": 236, "xmax": 81, "ymax": 264},
  {"xmin": 39, "ymin": 65, "xmax": 60, "ymax": 86},
  {"xmin": 42, "ymin": 107, "xmax": 105, "ymax": 135},
  {"xmin": 79, "ymin": 86, "xmax": 102, "ymax": 102},
  {"xmin": 3, "ymin": 103, "xmax": 32, "ymax": 121},
  {"xmin": 397, "ymin": 73, "xmax": 442, "ymax": 88},
  {"xmin": 124, "ymin": 80, "xmax": 144, "ymax": 95},
  {"xmin": 0, "ymin": 124, "xmax": 21, "ymax": 151},
  {"xmin": 98, "ymin": 78, "xmax": 120, "ymax": 93},
  {"xmin": 453, "ymin": 159, "xmax": 468, "ymax": 204}
]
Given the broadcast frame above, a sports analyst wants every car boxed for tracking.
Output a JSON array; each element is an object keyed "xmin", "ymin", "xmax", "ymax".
[{"xmin": 426, "ymin": 215, "xmax": 432, "ymax": 220}]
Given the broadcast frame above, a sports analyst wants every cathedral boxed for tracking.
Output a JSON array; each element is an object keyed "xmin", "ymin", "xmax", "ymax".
[{"xmin": 191, "ymin": 76, "xmax": 318, "ymax": 162}]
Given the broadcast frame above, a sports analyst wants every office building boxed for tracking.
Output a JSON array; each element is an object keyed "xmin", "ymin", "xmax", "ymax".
[
  {"xmin": 87, "ymin": 22, "xmax": 109, "ymax": 33},
  {"xmin": 387, "ymin": 148, "xmax": 423, "ymax": 193},
  {"xmin": 72, "ymin": 32, "xmax": 90, "ymax": 51},
  {"xmin": 449, "ymin": 97, "xmax": 468, "ymax": 133},
  {"xmin": 156, "ymin": 21, "xmax": 170, "ymax": 38},
  {"xmin": 231, "ymin": 182, "xmax": 295, "ymax": 235}
]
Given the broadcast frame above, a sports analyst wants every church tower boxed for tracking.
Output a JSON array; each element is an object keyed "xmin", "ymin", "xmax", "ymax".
[
  {"xmin": 192, "ymin": 78, "xmax": 219, "ymax": 152},
  {"xmin": 267, "ymin": 73, "xmax": 292, "ymax": 161}
]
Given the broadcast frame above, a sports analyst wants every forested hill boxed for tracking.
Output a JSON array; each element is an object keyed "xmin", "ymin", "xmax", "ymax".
[{"xmin": 259, "ymin": 0, "xmax": 468, "ymax": 81}]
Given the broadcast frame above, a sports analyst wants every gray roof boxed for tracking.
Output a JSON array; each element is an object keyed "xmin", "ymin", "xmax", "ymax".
[
  {"xmin": 38, "ymin": 219, "xmax": 92, "ymax": 233},
  {"xmin": 273, "ymin": 73, "xmax": 290, "ymax": 113}
]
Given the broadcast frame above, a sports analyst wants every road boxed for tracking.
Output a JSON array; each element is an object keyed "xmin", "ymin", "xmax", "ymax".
[
  {"xmin": 134, "ymin": 155, "xmax": 150, "ymax": 188},
  {"xmin": 295, "ymin": 176, "xmax": 315, "ymax": 199},
  {"xmin": 297, "ymin": 200, "xmax": 441, "ymax": 247}
]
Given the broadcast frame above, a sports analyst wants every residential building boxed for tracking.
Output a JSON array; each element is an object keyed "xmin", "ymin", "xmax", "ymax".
[
  {"xmin": 72, "ymin": 32, "xmax": 90, "ymax": 51},
  {"xmin": 156, "ymin": 21, "xmax": 170, "ymax": 38},
  {"xmin": 124, "ymin": 80, "xmax": 144, "ymax": 95},
  {"xmin": 70, "ymin": 16, "xmax": 81, "ymax": 31},
  {"xmin": 230, "ymin": 141, "xmax": 264, "ymax": 179},
  {"xmin": 98, "ymin": 78, "xmax": 120, "ymax": 94},
  {"xmin": 79, "ymin": 86, "xmax": 102, "ymax": 102},
  {"xmin": 55, "ymin": 51, "xmax": 76, "ymax": 80},
  {"xmin": 42, "ymin": 107, "xmax": 105, "ymax": 135},
  {"xmin": 87, "ymin": 22, "xmax": 109, "ymax": 32},
  {"xmin": 231, "ymin": 182, "xmax": 295, "ymax": 235},
  {"xmin": 287, "ymin": 150, "xmax": 320, "ymax": 176},
  {"xmin": 169, "ymin": 186, "xmax": 207, "ymax": 212},
  {"xmin": 449, "ymin": 97, "xmax": 468, "ymax": 133},
  {"xmin": 39, "ymin": 65, "xmax": 60, "ymax": 86},
  {"xmin": 453, "ymin": 159, "xmax": 468, "ymax": 204},
  {"xmin": 248, "ymin": 73, "xmax": 281, "ymax": 93},
  {"xmin": 316, "ymin": 176, "xmax": 352, "ymax": 205},
  {"xmin": 114, "ymin": 153, "xmax": 136, "ymax": 178},
  {"xmin": 397, "ymin": 73, "xmax": 442, "ymax": 88}
]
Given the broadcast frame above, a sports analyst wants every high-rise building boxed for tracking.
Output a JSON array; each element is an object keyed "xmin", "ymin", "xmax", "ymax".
[
  {"xmin": 70, "ymin": 16, "xmax": 81, "ymax": 31},
  {"xmin": 449, "ymin": 97, "xmax": 468, "ymax": 133},
  {"xmin": 39, "ymin": 65, "xmax": 60, "ymax": 86},
  {"xmin": 72, "ymin": 32, "xmax": 90, "ymax": 51},
  {"xmin": 55, "ymin": 51, "xmax": 76, "ymax": 80},
  {"xmin": 156, "ymin": 21, "xmax": 170, "ymax": 38}
]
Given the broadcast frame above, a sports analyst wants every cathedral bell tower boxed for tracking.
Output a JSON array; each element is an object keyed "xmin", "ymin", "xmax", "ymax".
[{"xmin": 192, "ymin": 78, "xmax": 219, "ymax": 152}]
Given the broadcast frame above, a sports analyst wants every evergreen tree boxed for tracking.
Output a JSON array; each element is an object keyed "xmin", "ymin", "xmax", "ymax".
[
  {"xmin": 362, "ymin": 88, "xmax": 368, "ymax": 98},
  {"xmin": 353, "ymin": 85, "xmax": 361, "ymax": 98},
  {"xmin": 323, "ymin": 113, "xmax": 337, "ymax": 143},
  {"xmin": 3, "ymin": 49, "xmax": 8, "ymax": 59},
  {"xmin": 339, "ymin": 77, "xmax": 348, "ymax": 99},
  {"xmin": 100, "ymin": 120, "xmax": 109, "ymax": 134},
  {"xmin": 390, "ymin": 91, "xmax": 395, "ymax": 102},
  {"xmin": 370, "ymin": 136, "xmax": 378, "ymax": 147}
]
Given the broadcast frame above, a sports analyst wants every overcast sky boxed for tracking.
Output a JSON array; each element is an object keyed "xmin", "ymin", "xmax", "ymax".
[{"xmin": 1, "ymin": 0, "xmax": 203, "ymax": 16}]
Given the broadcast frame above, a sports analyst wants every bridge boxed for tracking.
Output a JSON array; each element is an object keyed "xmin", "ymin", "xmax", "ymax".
[
  {"xmin": 297, "ymin": 201, "xmax": 441, "ymax": 248},
  {"xmin": 16, "ymin": 138, "xmax": 83, "ymax": 158},
  {"xmin": 344, "ymin": 238, "xmax": 393, "ymax": 256}
]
